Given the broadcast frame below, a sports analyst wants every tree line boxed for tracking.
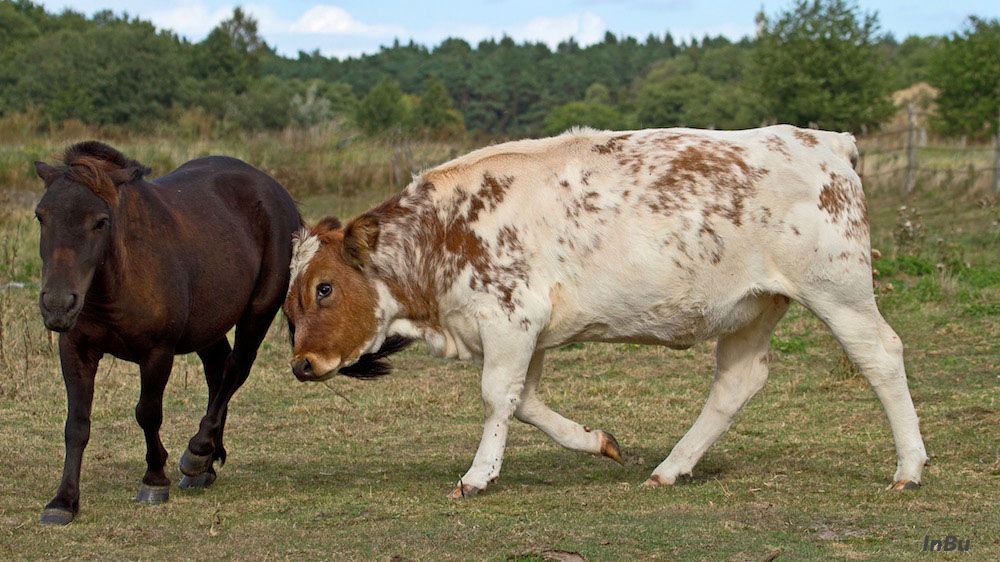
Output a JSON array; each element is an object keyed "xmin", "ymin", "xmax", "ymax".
[{"xmin": 0, "ymin": 0, "xmax": 997, "ymax": 139}]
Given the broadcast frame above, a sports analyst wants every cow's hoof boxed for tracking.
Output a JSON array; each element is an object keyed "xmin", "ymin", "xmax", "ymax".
[
  {"xmin": 39, "ymin": 507, "xmax": 75, "ymax": 526},
  {"xmin": 179, "ymin": 448, "xmax": 213, "ymax": 476},
  {"xmin": 598, "ymin": 430, "xmax": 624, "ymax": 465},
  {"xmin": 448, "ymin": 483, "xmax": 481, "ymax": 498},
  {"xmin": 134, "ymin": 484, "xmax": 170, "ymax": 504},
  {"xmin": 641, "ymin": 474, "xmax": 673, "ymax": 487},
  {"xmin": 887, "ymin": 479, "xmax": 920, "ymax": 491},
  {"xmin": 178, "ymin": 471, "xmax": 217, "ymax": 490}
]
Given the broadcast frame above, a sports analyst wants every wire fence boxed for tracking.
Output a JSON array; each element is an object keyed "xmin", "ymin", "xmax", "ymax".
[{"xmin": 856, "ymin": 104, "xmax": 1000, "ymax": 194}]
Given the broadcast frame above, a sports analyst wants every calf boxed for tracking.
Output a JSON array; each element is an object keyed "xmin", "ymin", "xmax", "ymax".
[{"xmin": 283, "ymin": 126, "xmax": 928, "ymax": 497}]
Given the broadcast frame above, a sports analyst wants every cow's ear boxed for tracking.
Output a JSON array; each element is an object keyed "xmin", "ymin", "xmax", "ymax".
[
  {"xmin": 342, "ymin": 215, "xmax": 379, "ymax": 270},
  {"xmin": 314, "ymin": 216, "xmax": 342, "ymax": 233},
  {"xmin": 34, "ymin": 161, "xmax": 60, "ymax": 185}
]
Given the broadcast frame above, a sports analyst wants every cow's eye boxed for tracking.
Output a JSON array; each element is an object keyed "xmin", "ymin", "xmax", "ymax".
[{"xmin": 317, "ymin": 283, "xmax": 333, "ymax": 300}]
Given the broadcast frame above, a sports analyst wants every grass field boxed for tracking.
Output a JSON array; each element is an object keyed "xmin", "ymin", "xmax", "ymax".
[{"xmin": 1, "ymin": 136, "xmax": 999, "ymax": 560}]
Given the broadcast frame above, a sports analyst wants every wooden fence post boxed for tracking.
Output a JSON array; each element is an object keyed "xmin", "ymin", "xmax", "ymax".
[{"xmin": 905, "ymin": 103, "xmax": 918, "ymax": 195}]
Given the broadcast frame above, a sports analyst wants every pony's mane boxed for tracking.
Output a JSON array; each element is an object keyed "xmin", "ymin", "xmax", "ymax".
[{"xmin": 60, "ymin": 141, "xmax": 151, "ymax": 203}]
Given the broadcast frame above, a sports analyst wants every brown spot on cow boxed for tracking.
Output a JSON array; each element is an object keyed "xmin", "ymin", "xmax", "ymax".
[
  {"xmin": 764, "ymin": 135, "xmax": 791, "ymax": 160},
  {"xmin": 592, "ymin": 134, "xmax": 632, "ymax": 155},
  {"xmin": 818, "ymin": 171, "xmax": 868, "ymax": 241},
  {"xmin": 356, "ymin": 179, "xmax": 530, "ymax": 319},
  {"xmin": 792, "ymin": 128, "xmax": 819, "ymax": 147},
  {"xmin": 641, "ymin": 136, "xmax": 767, "ymax": 229},
  {"xmin": 465, "ymin": 172, "xmax": 514, "ymax": 223}
]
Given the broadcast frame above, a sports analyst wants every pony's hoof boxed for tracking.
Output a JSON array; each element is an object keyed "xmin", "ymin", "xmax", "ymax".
[
  {"xmin": 887, "ymin": 479, "xmax": 920, "ymax": 491},
  {"xmin": 598, "ymin": 430, "xmax": 624, "ymax": 465},
  {"xmin": 134, "ymin": 483, "xmax": 170, "ymax": 504},
  {"xmin": 178, "ymin": 471, "xmax": 217, "ymax": 490},
  {"xmin": 448, "ymin": 483, "xmax": 481, "ymax": 498},
  {"xmin": 39, "ymin": 507, "xmax": 74, "ymax": 526},
  {"xmin": 179, "ymin": 448, "xmax": 213, "ymax": 476}
]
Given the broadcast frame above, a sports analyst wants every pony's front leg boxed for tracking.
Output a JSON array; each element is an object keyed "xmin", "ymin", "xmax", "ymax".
[
  {"xmin": 133, "ymin": 348, "xmax": 174, "ymax": 504},
  {"xmin": 450, "ymin": 329, "xmax": 535, "ymax": 498},
  {"xmin": 40, "ymin": 336, "xmax": 100, "ymax": 525}
]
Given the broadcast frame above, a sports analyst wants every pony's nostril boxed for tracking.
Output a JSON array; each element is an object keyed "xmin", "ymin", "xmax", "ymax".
[{"xmin": 68, "ymin": 293, "xmax": 77, "ymax": 309}]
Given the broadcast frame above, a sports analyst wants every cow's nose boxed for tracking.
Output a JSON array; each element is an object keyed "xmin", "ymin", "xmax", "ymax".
[{"xmin": 292, "ymin": 358, "xmax": 313, "ymax": 381}]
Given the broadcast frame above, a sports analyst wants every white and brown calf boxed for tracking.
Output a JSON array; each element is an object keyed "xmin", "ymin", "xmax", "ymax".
[{"xmin": 283, "ymin": 125, "xmax": 928, "ymax": 497}]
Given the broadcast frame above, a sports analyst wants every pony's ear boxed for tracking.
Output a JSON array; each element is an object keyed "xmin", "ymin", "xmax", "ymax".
[
  {"xmin": 342, "ymin": 215, "xmax": 379, "ymax": 270},
  {"xmin": 107, "ymin": 165, "xmax": 149, "ymax": 186},
  {"xmin": 34, "ymin": 161, "xmax": 60, "ymax": 185}
]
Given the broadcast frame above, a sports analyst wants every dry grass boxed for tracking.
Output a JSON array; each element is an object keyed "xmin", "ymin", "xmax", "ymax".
[
  {"xmin": 1, "ymin": 135, "xmax": 999, "ymax": 560},
  {"xmin": 0, "ymin": 112, "xmax": 466, "ymax": 206}
]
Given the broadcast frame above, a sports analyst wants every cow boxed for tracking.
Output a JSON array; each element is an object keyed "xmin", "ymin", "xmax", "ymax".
[{"xmin": 283, "ymin": 125, "xmax": 928, "ymax": 497}]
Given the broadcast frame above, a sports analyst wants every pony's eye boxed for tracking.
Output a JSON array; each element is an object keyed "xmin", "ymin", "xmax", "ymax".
[
  {"xmin": 93, "ymin": 218, "xmax": 108, "ymax": 231},
  {"xmin": 317, "ymin": 283, "xmax": 333, "ymax": 300}
]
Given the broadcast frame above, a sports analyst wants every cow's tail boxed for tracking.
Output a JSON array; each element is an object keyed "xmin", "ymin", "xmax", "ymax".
[{"xmin": 831, "ymin": 132, "xmax": 859, "ymax": 170}]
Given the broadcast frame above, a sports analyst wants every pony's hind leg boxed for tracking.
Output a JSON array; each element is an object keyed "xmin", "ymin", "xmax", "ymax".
[
  {"xmin": 180, "ymin": 311, "xmax": 274, "ymax": 478},
  {"xmin": 645, "ymin": 295, "xmax": 790, "ymax": 486},
  {"xmin": 514, "ymin": 351, "xmax": 623, "ymax": 463},
  {"xmin": 178, "ymin": 337, "xmax": 231, "ymax": 489},
  {"xmin": 181, "ymin": 254, "xmax": 287, "ymax": 480},
  {"xmin": 802, "ymin": 294, "xmax": 928, "ymax": 488}
]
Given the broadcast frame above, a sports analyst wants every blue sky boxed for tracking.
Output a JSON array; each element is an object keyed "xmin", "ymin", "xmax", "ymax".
[{"xmin": 38, "ymin": 0, "xmax": 1000, "ymax": 59}]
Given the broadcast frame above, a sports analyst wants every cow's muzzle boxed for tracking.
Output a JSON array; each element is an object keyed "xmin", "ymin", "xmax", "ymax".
[{"xmin": 291, "ymin": 357, "xmax": 339, "ymax": 382}]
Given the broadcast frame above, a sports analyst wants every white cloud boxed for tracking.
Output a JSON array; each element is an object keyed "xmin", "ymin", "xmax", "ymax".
[
  {"xmin": 412, "ymin": 11, "xmax": 609, "ymax": 51},
  {"xmin": 146, "ymin": 0, "xmax": 232, "ymax": 38},
  {"xmin": 667, "ymin": 21, "xmax": 756, "ymax": 42},
  {"xmin": 290, "ymin": 5, "xmax": 405, "ymax": 37},
  {"xmin": 513, "ymin": 11, "xmax": 607, "ymax": 46}
]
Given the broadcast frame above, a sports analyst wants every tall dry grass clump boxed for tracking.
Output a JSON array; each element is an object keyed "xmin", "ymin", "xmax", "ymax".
[{"xmin": 0, "ymin": 112, "xmax": 468, "ymax": 202}]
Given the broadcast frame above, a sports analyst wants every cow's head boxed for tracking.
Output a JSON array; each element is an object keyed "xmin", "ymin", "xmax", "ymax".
[{"xmin": 283, "ymin": 216, "xmax": 410, "ymax": 382}]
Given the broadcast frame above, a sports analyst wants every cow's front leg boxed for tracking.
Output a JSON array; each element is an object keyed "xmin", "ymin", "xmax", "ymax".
[
  {"xmin": 514, "ymin": 350, "xmax": 622, "ymax": 463},
  {"xmin": 449, "ymin": 331, "xmax": 535, "ymax": 498}
]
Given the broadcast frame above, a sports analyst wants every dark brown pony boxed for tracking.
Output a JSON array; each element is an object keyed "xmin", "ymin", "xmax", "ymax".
[{"xmin": 33, "ymin": 142, "xmax": 301, "ymax": 525}]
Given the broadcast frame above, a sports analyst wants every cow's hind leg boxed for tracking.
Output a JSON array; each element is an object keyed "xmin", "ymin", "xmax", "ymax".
[
  {"xmin": 802, "ymin": 295, "xmax": 927, "ymax": 489},
  {"xmin": 178, "ymin": 337, "xmax": 231, "ymax": 489},
  {"xmin": 514, "ymin": 350, "xmax": 622, "ymax": 463},
  {"xmin": 645, "ymin": 295, "xmax": 790, "ymax": 486}
]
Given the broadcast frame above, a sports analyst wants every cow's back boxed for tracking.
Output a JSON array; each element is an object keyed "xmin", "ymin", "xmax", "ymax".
[{"xmin": 378, "ymin": 126, "xmax": 864, "ymax": 351}]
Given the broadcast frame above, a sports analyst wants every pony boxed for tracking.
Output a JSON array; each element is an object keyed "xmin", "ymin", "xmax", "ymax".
[{"xmin": 33, "ymin": 142, "xmax": 301, "ymax": 524}]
